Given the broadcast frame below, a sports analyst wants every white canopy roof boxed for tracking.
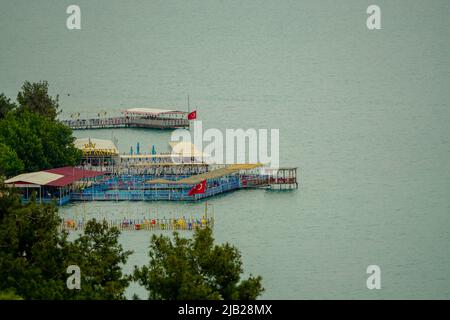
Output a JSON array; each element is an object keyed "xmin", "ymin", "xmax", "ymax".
[
  {"xmin": 5, "ymin": 172, "xmax": 63, "ymax": 186},
  {"xmin": 169, "ymin": 142, "xmax": 210, "ymax": 158},
  {"xmin": 124, "ymin": 108, "xmax": 186, "ymax": 116}
]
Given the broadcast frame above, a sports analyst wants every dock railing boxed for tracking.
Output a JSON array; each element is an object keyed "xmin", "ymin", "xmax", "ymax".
[
  {"xmin": 61, "ymin": 115, "xmax": 189, "ymax": 130},
  {"xmin": 59, "ymin": 216, "xmax": 214, "ymax": 232}
]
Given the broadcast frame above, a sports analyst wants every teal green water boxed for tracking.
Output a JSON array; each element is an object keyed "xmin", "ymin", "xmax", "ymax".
[{"xmin": 1, "ymin": 0, "xmax": 449, "ymax": 299}]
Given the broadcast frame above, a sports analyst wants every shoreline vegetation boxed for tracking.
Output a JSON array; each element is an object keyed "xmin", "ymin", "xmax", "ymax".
[{"xmin": 0, "ymin": 81, "xmax": 263, "ymax": 300}]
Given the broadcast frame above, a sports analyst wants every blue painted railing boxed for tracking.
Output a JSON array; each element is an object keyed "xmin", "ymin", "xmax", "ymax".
[{"xmin": 70, "ymin": 176, "xmax": 242, "ymax": 201}]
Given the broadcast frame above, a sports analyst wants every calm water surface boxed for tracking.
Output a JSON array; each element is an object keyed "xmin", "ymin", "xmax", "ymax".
[{"xmin": 1, "ymin": 0, "xmax": 449, "ymax": 299}]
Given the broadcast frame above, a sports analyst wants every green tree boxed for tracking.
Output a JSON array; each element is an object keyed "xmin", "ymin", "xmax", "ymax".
[
  {"xmin": 0, "ymin": 191, "xmax": 73, "ymax": 299},
  {"xmin": 0, "ymin": 81, "xmax": 81, "ymax": 175},
  {"xmin": 0, "ymin": 290, "xmax": 23, "ymax": 300},
  {"xmin": 17, "ymin": 80, "xmax": 60, "ymax": 120},
  {"xmin": 0, "ymin": 185, "xmax": 132, "ymax": 299},
  {"xmin": 134, "ymin": 227, "xmax": 264, "ymax": 300},
  {"xmin": 0, "ymin": 93, "xmax": 16, "ymax": 119},
  {"xmin": 0, "ymin": 142, "xmax": 24, "ymax": 177},
  {"xmin": 0, "ymin": 111, "xmax": 82, "ymax": 173},
  {"xmin": 65, "ymin": 220, "xmax": 132, "ymax": 300}
]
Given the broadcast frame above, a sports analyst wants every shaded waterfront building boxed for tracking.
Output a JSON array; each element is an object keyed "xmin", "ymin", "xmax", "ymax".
[{"xmin": 4, "ymin": 167, "xmax": 105, "ymax": 205}]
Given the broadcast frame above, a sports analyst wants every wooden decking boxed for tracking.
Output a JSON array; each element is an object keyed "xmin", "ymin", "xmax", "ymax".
[
  {"xmin": 60, "ymin": 216, "xmax": 214, "ymax": 232},
  {"xmin": 61, "ymin": 116, "xmax": 189, "ymax": 130}
]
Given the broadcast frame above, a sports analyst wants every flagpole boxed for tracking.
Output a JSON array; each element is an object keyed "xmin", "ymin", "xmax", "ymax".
[{"xmin": 187, "ymin": 94, "xmax": 191, "ymax": 133}]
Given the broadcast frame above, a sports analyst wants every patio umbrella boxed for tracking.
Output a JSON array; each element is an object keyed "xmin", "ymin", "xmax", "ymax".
[{"xmin": 152, "ymin": 145, "xmax": 156, "ymax": 162}]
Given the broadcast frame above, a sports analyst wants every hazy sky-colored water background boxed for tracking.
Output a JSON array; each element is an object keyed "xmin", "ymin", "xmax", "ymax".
[{"xmin": 1, "ymin": 0, "xmax": 449, "ymax": 299}]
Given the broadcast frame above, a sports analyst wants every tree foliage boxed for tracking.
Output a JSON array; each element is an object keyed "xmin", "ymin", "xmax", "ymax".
[
  {"xmin": 0, "ymin": 142, "xmax": 24, "ymax": 177},
  {"xmin": 134, "ymin": 228, "xmax": 264, "ymax": 300},
  {"xmin": 0, "ymin": 290, "xmax": 23, "ymax": 300},
  {"xmin": 0, "ymin": 111, "xmax": 81, "ymax": 175},
  {"xmin": 0, "ymin": 184, "xmax": 132, "ymax": 300},
  {"xmin": 0, "ymin": 93, "xmax": 16, "ymax": 119},
  {"xmin": 65, "ymin": 220, "xmax": 132, "ymax": 300},
  {"xmin": 0, "ymin": 81, "xmax": 81, "ymax": 177},
  {"xmin": 17, "ymin": 80, "xmax": 60, "ymax": 120}
]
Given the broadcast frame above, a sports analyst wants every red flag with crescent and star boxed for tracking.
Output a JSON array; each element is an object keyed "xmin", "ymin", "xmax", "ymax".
[
  {"xmin": 187, "ymin": 110, "xmax": 197, "ymax": 120},
  {"xmin": 188, "ymin": 179, "xmax": 206, "ymax": 196}
]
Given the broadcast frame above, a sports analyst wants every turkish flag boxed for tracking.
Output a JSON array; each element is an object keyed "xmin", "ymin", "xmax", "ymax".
[
  {"xmin": 188, "ymin": 110, "xmax": 197, "ymax": 120},
  {"xmin": 188, "ymin": 180, "xmax": 206, "ymax": 196}
]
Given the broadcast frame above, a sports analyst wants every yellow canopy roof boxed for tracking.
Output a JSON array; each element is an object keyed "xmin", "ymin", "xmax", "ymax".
[
  {"xmin": 74, "ymin": 138, "xmax": 119, "ymax": 155},
  {"xmin": 145, "ymin": 163, "xmax": 263, "ymax": 185}
]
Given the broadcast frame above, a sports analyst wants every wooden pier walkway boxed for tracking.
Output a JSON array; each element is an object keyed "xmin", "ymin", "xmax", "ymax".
[
  {"xmin": 61, "ymin": 108, "xmax": 190, "ymax": 130},
  {"xmin": 59, "ymin": 216, "xmax": 214, "ymax": 232},
  {"xmin": 61, "ymin": 116, "xmax": 189, "ymax": 130}
]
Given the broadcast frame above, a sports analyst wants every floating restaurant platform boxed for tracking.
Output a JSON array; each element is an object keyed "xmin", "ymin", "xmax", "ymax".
[
  {"xmin": 69, "ymin": 163, "xmax": 266, "ymax": 202},
  {"xmin": 5, "ymin": 140, "xmax": 297, "ymax": 205},
  {"xmin": 5, "ymin": 164, "xmax": 298, "ymax": 205},
  {"xmin": 4, "ymin": 167, "xmax": 106, "ymax": 205},
  {"xmin": 61, "ymin": 108, "xmax": 190, "ymax": 130}
]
